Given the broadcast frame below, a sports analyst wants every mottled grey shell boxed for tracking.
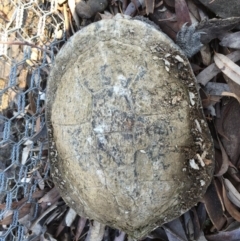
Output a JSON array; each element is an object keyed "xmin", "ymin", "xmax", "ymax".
[{"xmin": 46, "ymin": 18, "xmax": 214, "ymax": 239}]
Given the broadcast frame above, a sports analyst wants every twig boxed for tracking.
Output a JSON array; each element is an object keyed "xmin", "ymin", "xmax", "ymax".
[
  {"xmin": 0, "ymin": 11, "xmax": 9, "ymax": 22},
  {"xmin": 0, "ymin": 41, "xmax": 52, "ymax": 54},
  {"xmin": 63, "ymin": 3, "xmax": 70, "ymax": 38}
]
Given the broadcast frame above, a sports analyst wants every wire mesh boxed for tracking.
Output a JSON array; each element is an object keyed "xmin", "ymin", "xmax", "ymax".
[{"xmin": 0, "ymin": 0, "xmax": 65, "ymax": 240}]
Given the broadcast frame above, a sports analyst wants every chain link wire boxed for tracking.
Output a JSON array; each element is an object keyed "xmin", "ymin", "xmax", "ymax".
[{"xmin": 0, "ymin": 0, "xmax": 65, "ymax": 239}]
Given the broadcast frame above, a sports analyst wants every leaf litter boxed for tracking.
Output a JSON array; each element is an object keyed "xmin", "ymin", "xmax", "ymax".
[{"xmin": 1, "ymin": 0, "xmax": 240, "ymax": 240}]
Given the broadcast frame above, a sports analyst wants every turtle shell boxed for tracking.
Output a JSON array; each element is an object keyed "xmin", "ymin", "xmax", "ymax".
[{"xmin": 46, "ymin": 18, "xmax": 214, "ymax": 238}]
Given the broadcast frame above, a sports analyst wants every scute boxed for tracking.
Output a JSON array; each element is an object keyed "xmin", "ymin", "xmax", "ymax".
[
  {"xmin": 46, "ymin": 18, "xmax": 214, "ymax": 239},
  {"xmin": 51, "ymin": 70, "xmax": 92, "ymax": 125}
]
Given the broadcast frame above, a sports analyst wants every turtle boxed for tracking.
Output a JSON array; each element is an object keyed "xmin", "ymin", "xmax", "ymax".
[{"xmin": 46, "ymin": 16, "xmax": 214, "ymax": 239}]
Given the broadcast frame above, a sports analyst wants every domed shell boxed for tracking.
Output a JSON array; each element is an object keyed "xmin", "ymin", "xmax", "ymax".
[{"xmin": 46, "ymin": 18, "xmax": 214, "ymax": 239}]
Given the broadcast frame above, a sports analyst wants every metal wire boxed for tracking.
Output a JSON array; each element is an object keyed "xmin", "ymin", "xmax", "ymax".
[{"xmin": 0, "ymin": 0, "xmax": 65, "ymax": 240}]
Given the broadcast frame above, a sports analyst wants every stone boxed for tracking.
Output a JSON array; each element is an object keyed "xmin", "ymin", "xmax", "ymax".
[{"xmin": 75, "ymin": 0, "xmax": 108, "ymax": 19}]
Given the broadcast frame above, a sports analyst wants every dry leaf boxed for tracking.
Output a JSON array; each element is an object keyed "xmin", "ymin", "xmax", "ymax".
[
  {"xmin": 31, "ymin": 48, "xmax": 41, "ymax": 61},
  {"xmin": 36, "ymin": 170, "xmax": 45, "ymax": 190},
  {"xmin": 65, "ymin": 208, "xmax": 77, "ymax": 227},
  {"xmin": 41, "ymin": 232, "xmax": 57, "ymax": 241},
  {"xmin": 223, "ymin": 220, "xmax": 240, "ymax": 232},
  {"xmin": 163, "ymin": 0, "xmax": 174, "ymax": 8},
  {"xmin": 85, "ymin": 220, "xmax": 105, "ymax": 241},
  {"xmin": 21, "ymin": 177, "xmax": 31, "ymax": 183},
  {"xmin": 197, "ymin": 0, "xmax": 240, "ymax": 18},
  {"xmin": 0, "ymin": 78, "xmax": 9, "ymax": 111},
  {"xmin": 220, "ymin": 31, "xmax": 240, "ymax": 49},
  {"xmin": 197, "ymin": 232, "xmax": 208, "ymax": 241},
  {"xmin": 45, "ymin": 205, "xmax": 67, "ymax": 227},
  {"xmin": 189, "ymin": 208, "xmax": 201, "ymax": 240},
  {"xmin": 38, "ymin": 187, "xmax": 61, "ymax": 208},
  {"xmin": 29, "ymin": 204, "xmax": 58, "ymax": 233},
  {"xmin": 30, "ymin": 123, "xmax": 47, "ymax": 142},
  {"xmin": 196, "ymin": 18, "xmax": 240, "ymax": 45},
  {"xmin": 214, "ymin": 137, "xmax": 229, "ymax": 177},
  {"xmin": 28, "ymin": 92, "xmax": 36, "ymax": 115},
  {"xmin": 214, "ymin": 52, "xmax": 240, "ymax": 86},
  {"xmin": 114, "ymin": 231, "xmax": 126, "ymax": 241},
  {"xmin": 203, "ymin": 181, "xmax": 226, "ymax": 231},
  {"xmin": 175, "ymin": 0, "xmax": 191, "ymax": 27},
  {"xmin": 68, "ymin": 0, "xmax": 80, "ymax": 29},
  {"xmin": 206, "ymin": 228, "xmax": 240, "ymax": 241},
  {"xmin": 74, "ymin": 217, "xmax": 87, "ymax": 241},
  {"xmin": 27, "ymin": 223, "xmax": 43, "ymax": 238},
  {"xmin": 55, "ymin": 211, "xmax": 68, "ymax": 237},
  {"xmin": 197, "ymin": 51, "xmax": 240, "ymax": 86},
  {"xmin": 163, "ymin": 218, "xmax": 188, "ymax": 241},
  {"xmin": 200, "ymin": 88, "xmax": 221, "ymax": 113},
  {"xmin": 227, "ymin": 166, "xmax": 240, "ymax": 183},
  {"xmin": 216, "ymin": 99, "xmax": 240, "ymax": 166},
  {"xmin": 223, "ymin": 74, "xmax": 240, "ymax": 101},
  {"xmin": 147, "ymin": 227, "xmax": 168, "ymax": 240},
  {"xmin": 222, "ymin": 178, "xmax": 240, "ymax": 222},
  {"xmin": 221, "ymin": 91, "xmax": 240, "ymax": 104},
  {"xmin": 0, "ymin": 190, "xmax": 45, "ymax": 210},
  {"xmin": 21, "ymin": 142, "xmax": 32, "ymax": 165},
  {"xmin": 204, "ymin": 83, "xmax": 230, "ymax": 96},
  {"xmin": 223, "ymin": 178, "xmax": 240, "ymax": 208},
  {"xmin": 95, "ymin": 11, "xmax": 114, "ymax": 20},
  {"xmin": 0, "ymin": 203, "xmax": 32, "ymax": 225},
  {"xmin": 149, "ymin": 7, "xmax": 178, "ymax": 40},
  {"xmin": 200, "ymin": 44, "xmax": 211, "ymax": 66},
  {"xmin": 124, "ymin": 0, "xmax": 141, "ymax": 15},
  {"xmin": 17, "ymin": 68, "xmax": 28, "ymax": 89},
  {"xmin": 145, "ymin": 0, "xmax": 154, "ymax": 14},
  {"xmin": 187, "ymin": 0, "xmax": 201, "ymax": 22},
  {"xmin": 35, "ymin": 116, "xmax": 41, "ymax": 133},
  {"xmin": 184, "ymin": 212, "xmax": 194, "ymax": 240}
]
